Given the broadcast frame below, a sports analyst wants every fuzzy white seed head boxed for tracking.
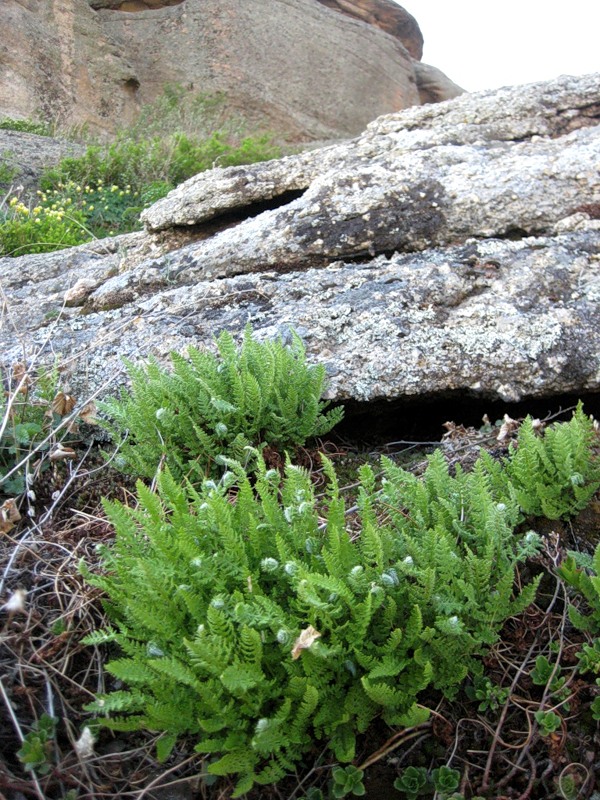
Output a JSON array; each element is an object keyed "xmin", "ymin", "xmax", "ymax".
[
  {"xmin": 1, "ymin": 589, "xmax": 27, "ymax": 613},
  {"xmin": 74, "ymin": 726, "xmax": 96, "ymax": 759}
]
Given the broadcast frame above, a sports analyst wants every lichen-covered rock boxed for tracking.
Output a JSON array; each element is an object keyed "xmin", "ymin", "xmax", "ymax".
[{"xmin": 1, "ymin": 75, "xmax": 599, "ymax": 408}]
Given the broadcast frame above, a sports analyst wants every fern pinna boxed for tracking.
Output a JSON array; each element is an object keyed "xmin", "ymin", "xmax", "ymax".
[{"xmin": 83, "ymin": 448, "xmax": 542, "ymax": 796}]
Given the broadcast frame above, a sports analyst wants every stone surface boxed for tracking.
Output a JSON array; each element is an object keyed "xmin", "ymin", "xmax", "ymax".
[
  {"xmin": 315, "ymin": 0, "xmax": 423, "ymax": 59},
  {"xmin": 1, "ymin": 75, "xmax": 599, "ymax": 408},
  {"xmin": 0, "ymin": 0, "xmax": 140, "ymax": 134},
  {"xmin": 0, "ymin": 0, "xmax": 459, "ymax": 141},
  {"xmin": 0, "ymin": 130, "xmax": 86, "ymax": 194}
]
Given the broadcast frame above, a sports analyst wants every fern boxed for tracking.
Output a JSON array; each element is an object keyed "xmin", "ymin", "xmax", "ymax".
[
  {"xmin": 82, "ymin": 435, "xmax": 560, "ymax": 793},
  {"xmin": 100, "ymin": 324, "xmax": 343, "ymax": 482},
  {"xmin": 500, "ymin": 403, "xmax": 600, "ymax": 518}
]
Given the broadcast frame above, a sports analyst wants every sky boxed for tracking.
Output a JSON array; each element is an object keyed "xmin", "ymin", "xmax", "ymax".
[{"xmin": 400, "ymin": 1, "xmax": 600, "ymax": 93}]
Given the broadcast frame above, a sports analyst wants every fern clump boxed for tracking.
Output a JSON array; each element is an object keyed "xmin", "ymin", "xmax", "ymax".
[
  {"xmin": 480, "ymin": 403, "xmax": 600, "ymax": 519},
  {"xmin": 100, "ymin": 325, "xmax": 344, "ymax": 482},
  {"xmin": 83, "ymin": 450, "xmax": 540, "ymax": 796}
]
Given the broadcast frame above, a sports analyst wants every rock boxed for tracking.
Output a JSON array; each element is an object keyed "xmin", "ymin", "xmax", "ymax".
[
  {"xmin": 1, "ymin": 74, "xmax": 599, "ymax": 408},
  {"xmin": 0, "ymin": 0, "xmax": 140, "ymax": 135},
  {"xmin": 0, "ymin": 0, "xmax": 458, "ymax": 142},
  {"xmin": 315, "ymin": 0, "xmax": 423, "ymax": 59},
  {"xmin": 0, "ymin": 130, "xmax": 86, "ymax": 195},
  {"xmin": 413, "ymin": 62, "xmax": 465, "ymax": 105}
]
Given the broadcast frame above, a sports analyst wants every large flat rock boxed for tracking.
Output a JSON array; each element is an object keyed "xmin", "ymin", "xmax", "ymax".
[{"xmin": 1, "ymin": 74, "xmax": 599, "ymax": 406}]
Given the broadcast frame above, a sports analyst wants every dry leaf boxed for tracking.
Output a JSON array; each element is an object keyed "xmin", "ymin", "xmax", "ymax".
[
  {"xmin": 0, "ymin": 498, "xmax": 21, "ymax": 533},
  {"xmin": 49, "ymin": 445, "xmax": 77, "ymax": 461},
  {"xmin": 497, "ymin": 414, "xmax": 519, "ymax": 442},
  {"xmin": 78, "ymin": 401, "xmax": 98, "ymax": 425},
  {"xmin": 11, "ymin": 362, "xmax": 31, "ymax": 394},
  {"xmin": 291, "ymin": 625, "xmax": 321, "ymax": 660},
  {"xmin": 52, "ymin": 391, "xmax": 76, "ymax": 417}
]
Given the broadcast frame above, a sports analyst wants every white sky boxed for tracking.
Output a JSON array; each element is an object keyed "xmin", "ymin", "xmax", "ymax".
[{"xmin": 400, "ymin": 1, "xmax": 600, "ymax": 92}]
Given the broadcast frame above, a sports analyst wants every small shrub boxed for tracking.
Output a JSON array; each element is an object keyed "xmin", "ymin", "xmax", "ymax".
[
  {"xmin": 100, "ymin": 325, "xmax": 344, "ymax": 482},
  {"xmin": 83, "ymin": 447, "xmax": 541, "ymax": 796},
  {"xmin": 39, "ymin": 89, "xmax": 282, "ymax": 222}
]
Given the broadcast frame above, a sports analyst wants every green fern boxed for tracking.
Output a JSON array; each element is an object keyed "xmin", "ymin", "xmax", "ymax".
[
  {"xmin": 498, "ymin": 403, "xmax": 600, "ymax": 519},
  {"xmin": 83, "ymin": 436, "xmax": 552, "ymax": 794},
  {"xmin": 100, "ymin": 325, "xmax": 344, "ymax": 482}
]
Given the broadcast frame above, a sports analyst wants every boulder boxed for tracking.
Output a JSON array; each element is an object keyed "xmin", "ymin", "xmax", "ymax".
[
  {"xmin": 315, "ymin": 0, "xmax": 424, "ymax": 59},
  {"xmin": 0, "ymin": 130, "xmax": 86, "ymax": 195},
  {"xmin": 1, "ymin": 74, "xmax": 599, "ymax": 408},
  {"xmin": 0, "ymin": 0, "xmax": 459, "ymax": 141}
]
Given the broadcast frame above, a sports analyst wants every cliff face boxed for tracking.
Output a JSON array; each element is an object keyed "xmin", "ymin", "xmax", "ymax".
[
  {"xmin": 0, "ymin": 0, "xmax": 140, "ymax": 132},
  {"xmin": 0, "ymin": 0, "xmax": 462, "ymax": 140}
]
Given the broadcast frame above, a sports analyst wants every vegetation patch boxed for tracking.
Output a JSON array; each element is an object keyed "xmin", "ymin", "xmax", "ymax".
[
  {"xmin": 100, "ymin": 325, "xmax": 344, "ymax": 482},
  {"xmin": 0, "ymin": 89, "xmax": 283, "ymax": 255}
]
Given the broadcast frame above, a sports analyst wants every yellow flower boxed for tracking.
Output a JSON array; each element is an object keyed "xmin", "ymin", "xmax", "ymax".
[
  {"xmin": 88, "ymin": 205, "xmax": 94, "ymax": 211},
  {"xmin": 32, "ymin": 206, "xmax": 42, "ymax": 214},
  {"xmin": 9, "ymin": 197, "xmax": 18, "ymax": 206}
]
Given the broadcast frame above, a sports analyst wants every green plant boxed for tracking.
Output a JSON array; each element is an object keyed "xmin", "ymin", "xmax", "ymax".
[
  {"xmin": 480, "ymin": 404, "xmax": 600, "ymax": 519},
  {"xmin": 82, "ymin": 443, "xmax": 541, "ymax": 796},
  {"xmin": 100, "ymin": 325, "xmax": 344, "ymax": 482},
  {"xmin": 331, "ymin": 765, "xmax": 365, "ymax": 798},
  {"xmin": 0, "ymin": 117, "xmax": 52, "ymax": 136},
  {"xmin": 558, "ymin": 541, "xmax": 600, "ymax": 721},
  {"xmin": 534, "ymin": 709, "xmax": 562, "ymax": 737},
  {"xmin": 393, "ymin": 765, "xmax": 428, "ymax": 798},
  {"xmin": 558, "ymin": 544, "xmax": 600, "ymax": 634},
  {"xmin": 431, "ymin": 766, "xmax": 460, "ymax": 795},
  {"xmin": 465, "ymin": 675, "xmax": 509, "ymax": 713},
  {"xmin": 40, "ymin": 90, "xmax": 282, "ymax": 212},
  {"xmin": 394, "ymin": 765, "xmax": 462, "ymax": 799},
  {"xmin": 0, "ymin": 152, "xmax": 19, "ymax": 184},
  {"xmin": 16, "ymin": 714, "xmax": 58, "ymax": 775},
  {"xmin": 376, "ymin": 451, "xmax": 542, "ymax": 694},
  {"xmin": 0, "ymin": 195, "xmax": 88, "ymax": 256}
]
